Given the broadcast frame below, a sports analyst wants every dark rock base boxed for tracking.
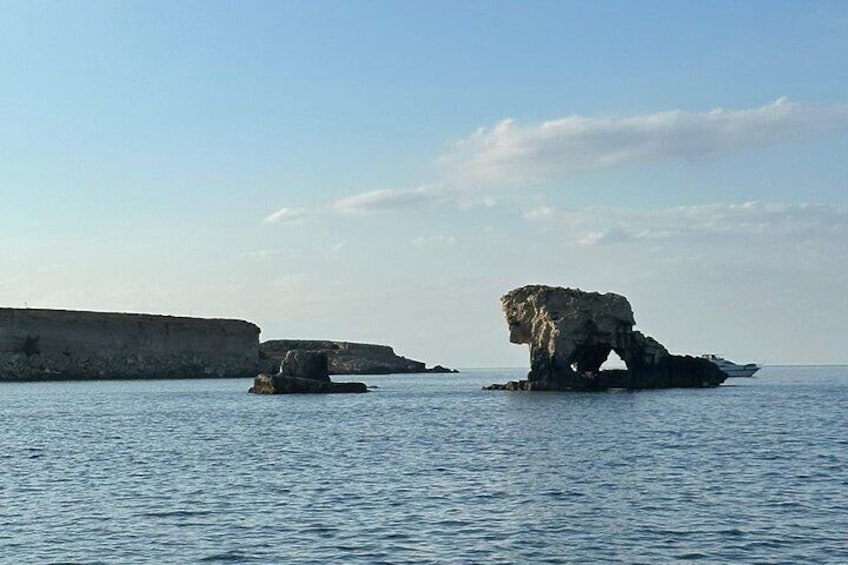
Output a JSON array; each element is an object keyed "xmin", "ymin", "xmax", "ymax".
[
  {"xmin": 249, "ymin": 373, "xmax": 368, "ymax": 394},
  {"xmin": 425, "ymin": 365, "xmax": 459, "ymax": 374},
  {"xmin": 485, "ymin": 356, "xmax": 726, "ymax": 391}
]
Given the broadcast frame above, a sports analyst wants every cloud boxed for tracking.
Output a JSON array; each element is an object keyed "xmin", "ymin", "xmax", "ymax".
[
  {"xmin": 411, "ymin": 235, "xmax": 456, "ymax": 248},
  {"xmin": 263, "ymin": 186, "xmax": 442, "ymax": 225},
  {"xmin": 263, "ymin": 99, "xmax": 848, "ymax": 223},
  {"xmin": 332, "ymin": 186, "xmax": 437, "ymax": 214},
  {"xmin": 273, "ymin": 273, "xmax": 312, "ymax": 289},
  {"xmin": 439, "ymin": 98, "xmax": 848, "ymax": 187},
  {"xmin": 241, "ymin": 249, "xmax": 285, "ymax": 258},
  {"xmin": 522, "ymin": 205, "xmax": 556, "ymax": 221},
  {"xmin": 263, "ymin": 207, "xmax": 319, "ymax": 224},
  {"xmin": 577, "ymin": 227, "xmax": 633, "ymax": 246},
  {"xmin": 458, "ymin": 197, "xmax": 498, "ymax": 210},
  {"xmin": 524, "ymin": 201, "xmax": 848, "ymax": 247}
]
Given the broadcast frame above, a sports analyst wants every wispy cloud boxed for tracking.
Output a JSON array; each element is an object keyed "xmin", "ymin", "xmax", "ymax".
[
  {"xmin": 264, "ymin": 186, "xmax": 441, "ymax": 224},
  {"xmin": 411, "ymin": 235, "xmax": 457, "ymax": 248},
  {"xmin": 264, "ymin": 99, "xmax": 848, "ymax": 223},
  {"xmin": 333, "ymin": 186, "xmax": 437, "ymax": 214},
  {"xmin": 263, "ymin": 207, "xmax": 319, "ymax": 224},
  {"xmin": 241, "ymin": 249, "xmax": 286, "ymax": 258},
  {"xmin": 440, "ymin": 98, "xmax": 848, "ymax": 187},
  {"xmin": 523, "ymin": 201, "xmax": 848, "ymax": 247}
]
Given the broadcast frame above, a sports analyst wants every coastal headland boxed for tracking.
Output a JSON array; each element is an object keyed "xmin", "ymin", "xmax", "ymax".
[{"xmin": 0, "ymin": 307, "xmax": 262, "ymax": 381}]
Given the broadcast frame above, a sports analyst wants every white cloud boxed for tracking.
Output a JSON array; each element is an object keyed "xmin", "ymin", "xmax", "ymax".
[
  {"xmin": 263, "ymin": 207, "xmax": 319, "ymax": 224},
  {"xmin": 241, "ymin": 249, "xmax": 285, "ymax": 258},
  {"xmin": 264, "ymin": 100, "xmax": 848, "ymax": 223},
  {"xmin": 439, "ymin": 99, "xmax": 848, "ymax": 187},
  {"xmin": 458, "ymin": 197, "xmax": 498, "ymax": 210},
  {"xmin": 411, "ymin": 235, "xmax": 457, "ymax": 248},
  {"xmin": 332, "ymin": 186, "xmax": 437, "ymax": 214},
  {"xmin": 524, "ymin": 201, "xmax": 848, "ymax": 247},
  {"xmin": 577, "ymin": 227, "xmax": 633, "ymax": 246},
  {"xmin": 522, "ymin": 205, "xmax": 556, "ymax": 221},
  {"xmin": 261, "ymin": 188, "xmax": 440, "ymax": 225}
]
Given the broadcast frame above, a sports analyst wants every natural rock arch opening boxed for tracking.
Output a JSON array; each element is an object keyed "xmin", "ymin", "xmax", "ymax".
[
  {"xmin": 568, "ymin": 344, "xmax": 628, "ymax": 373},
  {"xmin": 599, "ymin": 349, "xmax": 626, "ymax": 371}
]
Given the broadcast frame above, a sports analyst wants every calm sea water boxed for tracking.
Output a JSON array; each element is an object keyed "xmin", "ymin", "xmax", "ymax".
[{"xmin": 1, "ymin": 366, "xmax": 846, "ymax": 564}]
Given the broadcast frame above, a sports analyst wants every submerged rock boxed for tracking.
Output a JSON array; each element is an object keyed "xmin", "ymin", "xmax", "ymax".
[
  {"xmin": 486, "ymin": 285, "xmax": 726, "ymax": 391},
  {"xmin": 249, "ymin": 350, "xmax": 367, "ymax": 394}
]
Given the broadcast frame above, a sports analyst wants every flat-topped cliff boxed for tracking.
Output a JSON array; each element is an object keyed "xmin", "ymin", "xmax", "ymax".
[
  {"xmin": 260, "ymin": 339, "xmax": 456, "ymax": 375},
  {"xmin": 0, "ymin": 308, "xmax": 261, "ymax": 381}
]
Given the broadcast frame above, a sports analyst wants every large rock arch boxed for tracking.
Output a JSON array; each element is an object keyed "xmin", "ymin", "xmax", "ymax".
[{"xmin": 492, "ymin": 285, "xmax": 725, "ymax": 390}]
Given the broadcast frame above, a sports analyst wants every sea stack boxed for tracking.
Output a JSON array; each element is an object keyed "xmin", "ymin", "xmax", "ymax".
[
  {"xmin": 249, "ymin": 350, "xmax": 367, "ymax": 394},
  {"xmin": 486, "ymin": 285, "xmax": 726, "ymax": 391}
]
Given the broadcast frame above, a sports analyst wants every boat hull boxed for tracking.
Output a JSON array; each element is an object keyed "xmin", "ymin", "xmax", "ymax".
[
  {"xmin": 701, "ymin": 355, "xmax": 760, "ymax": 378},
  {"xmin": 720, "ymin": 365, "xmax": 760, "ymax": 378}
]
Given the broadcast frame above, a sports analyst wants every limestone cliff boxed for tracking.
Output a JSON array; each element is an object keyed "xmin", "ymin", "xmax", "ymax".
[
  {"xmin": 259, "ymin": 339, "xmax": 456, "ymax": 375},
  {"xmin": 489, "ymin": 285, "xmax": 726, "ymax": 390},
  {"xmin": 0, "ymin": 308, "xmax": 261, "ymax": 381}
]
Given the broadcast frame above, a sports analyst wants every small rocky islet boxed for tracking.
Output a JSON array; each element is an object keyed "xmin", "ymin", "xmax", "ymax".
[{"xmin": 249, "ymin": 350, "xmax": 368, "ymax": 394}]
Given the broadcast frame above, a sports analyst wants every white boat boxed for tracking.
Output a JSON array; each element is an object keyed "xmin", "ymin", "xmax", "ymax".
[{"xmin": 701, "ymin": 354, "xmax": 761, "ymax": 378}]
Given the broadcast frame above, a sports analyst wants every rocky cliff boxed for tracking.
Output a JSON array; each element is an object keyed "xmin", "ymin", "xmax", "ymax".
[
  {"xmin": 488, "ymin": 285, "xmax": 726, "ymax": 390},
  {"xmin": 0, "ymin": 308, "xmax": 261, "ymax": 381},
  {"xmin": 259, "ymin": 339, "xmax": 456, "ymax": 375}
]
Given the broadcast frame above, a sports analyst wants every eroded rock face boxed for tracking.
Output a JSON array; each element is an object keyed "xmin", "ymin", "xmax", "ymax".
[
  {"xmin": 491, "ymin": 285, "xmax": 726, "ymax": 390},
  {"xmin": 278, "ymin": 351, "xmax": 331, "ymax": 382},
  {"xmin": 249, "ymin": 350, "xmax": 367, "ymax": 394},
  {"xmin": 0, "ymin": 308, "xmax": 262, "ymax": 381}
]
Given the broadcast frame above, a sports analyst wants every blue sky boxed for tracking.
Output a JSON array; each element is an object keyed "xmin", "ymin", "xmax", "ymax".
[{"xmin": 2, "ymin": 1, "xmax": 847, "ymax": 366}]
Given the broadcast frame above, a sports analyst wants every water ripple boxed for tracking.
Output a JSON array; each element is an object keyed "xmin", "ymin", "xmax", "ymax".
[{"xmin": 1, "ymin": 367, "xmax": 847, "ymax": 563}]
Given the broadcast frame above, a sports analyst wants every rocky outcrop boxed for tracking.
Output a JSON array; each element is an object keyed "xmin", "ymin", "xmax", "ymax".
[
  {"xmin": 486, "ymin": 285, "xmax": 726, "ymax": 391},
  {"xmin": 277, "ymin": 350, "xmax": 331, "ymax": 381},
  {"xmin": 425, "ymin": 365, "xmax": 458, "ymax": 374},
  {"xmin": 249, "ymin": 350, "xmax": 367, "ymax": 394},
  {"xmin": 259, "ymin": 340, "xmax": 457, "ymax": 375},
  {"xmin": 0, "ymin": 308, "xmax": 262, "ymax": 381}
]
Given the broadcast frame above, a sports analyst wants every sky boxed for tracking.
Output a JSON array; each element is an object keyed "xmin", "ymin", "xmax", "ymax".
[{"xmin": 2, "ymin": 1, "xmax": 847, "ymax": 367}]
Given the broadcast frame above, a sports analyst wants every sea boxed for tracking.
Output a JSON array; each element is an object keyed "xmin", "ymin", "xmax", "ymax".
[{"xmin": 1, "ymin": 366, "xmax": 846, "ymax": 564}]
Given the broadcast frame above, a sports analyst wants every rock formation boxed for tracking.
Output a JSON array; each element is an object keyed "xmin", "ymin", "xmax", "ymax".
[
  {"xmin": 259, "ymin": 340, "xmax": 457, "ymax": 375},
  {"xmin": 249, "ymin": 350, "xmax": 367, "ymax": 394},
  {"xmin": 277, "ymin": 350, "xmax": 331, "ymax": 381},
  {"xmin": 0, "ymin": 308, "xmax": 262, "ymax": 381},
  {"xmin": 486, "ymin": 285, "xmax": 726, "ymax": 390}
]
